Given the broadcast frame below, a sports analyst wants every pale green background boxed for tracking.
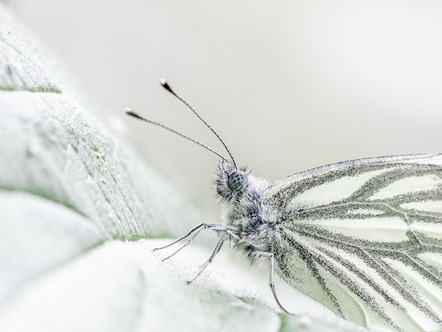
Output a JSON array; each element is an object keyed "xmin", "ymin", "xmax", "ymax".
[{"xmin": 11, "ymin": 0, "xmax": 442, "ymax": 216}]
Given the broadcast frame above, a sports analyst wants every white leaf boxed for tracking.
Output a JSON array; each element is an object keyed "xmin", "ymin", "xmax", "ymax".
[{"xmin": 0, "ymin": 4, "xmax": 370, "ymax": 332}]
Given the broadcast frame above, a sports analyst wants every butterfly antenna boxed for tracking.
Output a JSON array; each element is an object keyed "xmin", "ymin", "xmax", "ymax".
[
  {"xmin": 126, "ymin": 110, "xmax": 229, "ymax": 162},
  {"xmin": 160, "ymin": 79, "xmax": 237, "ymax": 169}
]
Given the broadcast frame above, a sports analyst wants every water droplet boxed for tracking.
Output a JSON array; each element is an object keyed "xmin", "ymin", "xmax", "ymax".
[
  {"xmin": 108, "ymin": 115, "xmax": 127, "ymax": 136},
  {"xmin": 26, "ymin": 138, "xmax": 41, "ymax": 156},
  {"xmin": 298, "ymin": 315, "xmax": 312, "ymax": 327}
]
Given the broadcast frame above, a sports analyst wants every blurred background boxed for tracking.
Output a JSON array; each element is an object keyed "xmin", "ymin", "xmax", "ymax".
[{"xmin": 10, "ymin": 0, "xmax": 442, "ymax": 217}]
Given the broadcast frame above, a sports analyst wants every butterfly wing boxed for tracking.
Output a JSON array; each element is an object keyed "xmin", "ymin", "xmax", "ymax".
[{"xmin": 264, "ymin": 154, "xmax": 442, "ymax": 331}]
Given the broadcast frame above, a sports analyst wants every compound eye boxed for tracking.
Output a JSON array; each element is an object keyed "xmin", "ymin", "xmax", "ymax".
[{"xmin": 227, "ymin": 171, "xmax": 247, "ymax": 192}]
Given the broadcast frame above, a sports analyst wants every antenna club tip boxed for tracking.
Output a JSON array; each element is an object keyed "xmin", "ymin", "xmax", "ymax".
[
  {"xmin": 159, "ymin": 78, "xmax": 174, "ymax": 94},
  {"xmin": 126, "ymin": 110, "xmax": 142, "ymax": 119}
]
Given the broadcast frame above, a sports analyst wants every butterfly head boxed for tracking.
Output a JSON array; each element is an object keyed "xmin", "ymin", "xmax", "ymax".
[{"xmin": 215, "ymin": 160, "xmax": 249, "ymax": 200}]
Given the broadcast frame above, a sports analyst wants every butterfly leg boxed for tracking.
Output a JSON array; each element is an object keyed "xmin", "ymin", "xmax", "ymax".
[
  {"xmin": 187, "ymin": 236, "xmax": 226, "ymax": 284},
  {"xmin": 254, "ymin": 251, "xmax": 289, "ymax": 314},
  {"xmin": 153, "ymin": 222, "xmax": 206, "ymax": 252},
  {"xmin": 154, "ymin": 222, "xmax": 238, "ymax": 264},
  {"xmin": 159, "ymin": 226, "xmax": 206, "ymax": 262}
]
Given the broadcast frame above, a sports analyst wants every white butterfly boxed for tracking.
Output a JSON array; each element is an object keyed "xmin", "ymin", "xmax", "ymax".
[{"xmin": 128, "ymin": 81, "xmax": 442, "ymax": 332}]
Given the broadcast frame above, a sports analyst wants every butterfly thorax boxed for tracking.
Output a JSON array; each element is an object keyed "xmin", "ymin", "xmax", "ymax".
[{"xmin": 215, "ymin": 161, "xmax": 278, "ymax": 256}]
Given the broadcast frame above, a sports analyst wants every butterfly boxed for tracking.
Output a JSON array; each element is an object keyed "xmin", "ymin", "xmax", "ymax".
[{"xmin": 127, "ymin": 80, "xmax": 442, "ymax": 332}]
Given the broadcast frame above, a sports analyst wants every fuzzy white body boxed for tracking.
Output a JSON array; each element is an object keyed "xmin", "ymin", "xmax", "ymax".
[{"xmin": 215, "ymin": 161, "xmax": 276, "ymax": 256}]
